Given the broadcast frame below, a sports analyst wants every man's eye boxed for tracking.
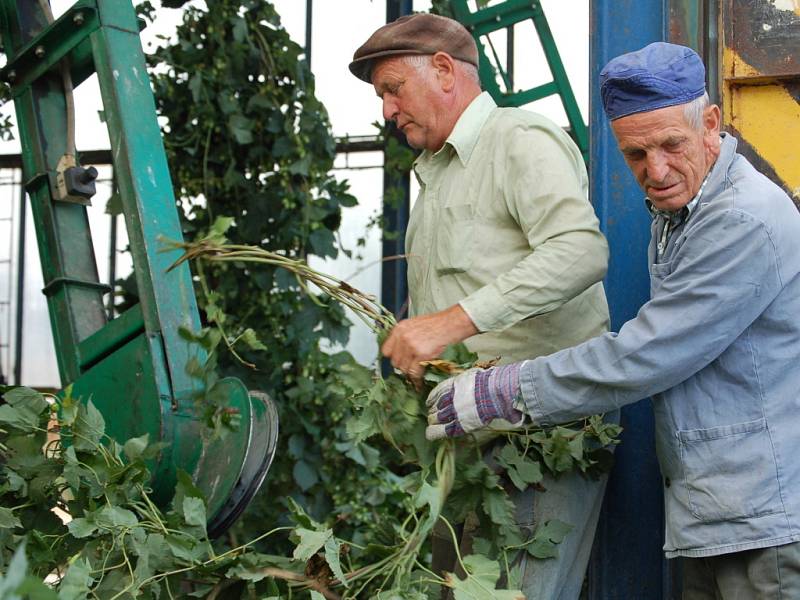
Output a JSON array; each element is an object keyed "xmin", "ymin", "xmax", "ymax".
[{"xmin": 624, "ymin": 150, "xmax": 645, "ymax": 160}]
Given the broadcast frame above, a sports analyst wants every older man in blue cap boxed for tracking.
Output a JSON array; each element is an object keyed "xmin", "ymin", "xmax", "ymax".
[{"xmin": 425, "ymin": 41, "xmax": 800, "ymax": 597}]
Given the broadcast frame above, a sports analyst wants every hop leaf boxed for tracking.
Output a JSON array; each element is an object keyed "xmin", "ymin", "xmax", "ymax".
[
  {"xmin": 292, "ymin": 528, "xmax": 332, "ymax": 562},
  {"xmin": 524, "ymin": 519, "xmax": 574, "ymax": 559},
  {"xmin": 0, "ymin": 507, "xmax": 22, "ymax": 530},
  {"xmin": 445, "ymin": 554, "xmax": 524, "ymax": 599},
  {"xmin": 72, "ymin": 401, "xmax": 106, "ymax": 452}
]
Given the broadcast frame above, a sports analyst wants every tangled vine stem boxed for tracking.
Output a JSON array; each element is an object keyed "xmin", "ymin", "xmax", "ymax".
[
  {"xmin": 154, "ymin": 234, "xmax": 621, "ymax": 598},
  {"xmin": 166, "ymin": 239, "xmax": 398, "ymax": 336}
]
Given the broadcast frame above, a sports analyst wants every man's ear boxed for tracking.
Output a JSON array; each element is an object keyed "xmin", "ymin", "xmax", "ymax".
[
  {"xmin": 703, "ymin": 104, "xmax": 721, "ymax": 137},
  {"xmin": 431, "ymin": 51, "xmax": 456, "ymax": 92}
]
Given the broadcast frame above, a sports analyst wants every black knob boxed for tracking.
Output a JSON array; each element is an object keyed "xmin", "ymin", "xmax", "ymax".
[
  {"xmin": 64, "ymin": 165, "xmax": 98, "ymax": 200},
  {"xmin": 78, "ymin": 166, "xmax": 98, "ymax": 185}
]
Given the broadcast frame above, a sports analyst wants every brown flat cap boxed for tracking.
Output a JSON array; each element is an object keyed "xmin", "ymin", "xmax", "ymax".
[{"xmin": 349, "ymin": 13, "xmax": 478, "ymax": 83}]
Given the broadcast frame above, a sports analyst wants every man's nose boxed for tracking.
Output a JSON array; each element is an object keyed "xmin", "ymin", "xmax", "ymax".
[
  {"xmin": 646, "ymin": 151, "xmax": 670, "ymax": 182},
  {"xmin": 382, "ymin": 97, "xmax": 398, "ymax": 122}
]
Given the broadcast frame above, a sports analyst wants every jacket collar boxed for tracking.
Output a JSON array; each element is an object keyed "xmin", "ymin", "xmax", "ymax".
[{"xmin": 701, "ymin": 131, "xmax": 737, "ymax": 201}]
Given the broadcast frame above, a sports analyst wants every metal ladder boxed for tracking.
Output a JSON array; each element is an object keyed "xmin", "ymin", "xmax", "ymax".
[
  {"xmin": 0, "ymin": 0, "xmax": 277, "ymax": 536},
  {"xmin": 449, "ymin": 0, "xmax": 589, "ymax": 160}
]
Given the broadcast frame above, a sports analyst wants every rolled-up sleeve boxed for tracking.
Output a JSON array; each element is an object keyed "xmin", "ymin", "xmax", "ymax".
[
  {"xmin": 518, "ymin": 208, "xmax": 782, "ymax": 424},
  {"xmin": 459, "ymin": 126, "xmax": 608, "ymax": 332}
]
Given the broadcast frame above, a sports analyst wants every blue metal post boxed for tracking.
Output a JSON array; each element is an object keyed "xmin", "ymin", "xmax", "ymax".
[
  {"xmin": 587, "ymin": 1, "xmax": 677, "ymax": 598},
  {"xmin": 305, "ymin": 0, "xmax": 313, "ymax": 67},
  {"xmin": 381, "ymin": 0, "xmax": 413, "ymax": 320},
  {"xmin": 13, "ymin": 178, "xmax": 26, "ymax": 384}
]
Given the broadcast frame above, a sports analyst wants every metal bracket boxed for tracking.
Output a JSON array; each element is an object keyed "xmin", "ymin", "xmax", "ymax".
[
  {"xmin": 0, "ymin": 3, "xmax": 99, "ymax": 96},
  {"xmin": 42, "ymin": 276, "xmax": 112, "ymax": 297},
  {"xmin": 55, "ymin": 154, "xmax": 96, "ymax": 205}
]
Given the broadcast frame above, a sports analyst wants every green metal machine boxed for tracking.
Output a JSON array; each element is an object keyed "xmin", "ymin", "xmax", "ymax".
[
  {"xmin": 0, "ymin": 0, "xmax": 278, "ymax": 537},
  {"xmin": 449, "ymin": 0, "xmax": 588, "ymax": 161}
]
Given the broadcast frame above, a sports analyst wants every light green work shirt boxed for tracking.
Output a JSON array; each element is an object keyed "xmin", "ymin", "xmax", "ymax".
[{"xmin": 407, "ymin": 92, "xmax": 610, "ymax": 364}]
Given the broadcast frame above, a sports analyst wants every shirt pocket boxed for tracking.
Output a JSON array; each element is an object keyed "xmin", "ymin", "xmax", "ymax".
[
  {"xmin": 678, "ymin": 418, "xmax": 782, "ymax": 523},
  {"xmin": 649, "ymin": 260, "xmax": 674, "ymax": 295},
  {"xmin": 435, "ymin": 204, "xmax": 476, "ymax": 274}
]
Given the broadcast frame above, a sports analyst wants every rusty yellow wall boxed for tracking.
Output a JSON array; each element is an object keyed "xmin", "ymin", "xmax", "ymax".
[{"xmin": 721, "ymin": 0, "xmax": 800, "ymax": 205}]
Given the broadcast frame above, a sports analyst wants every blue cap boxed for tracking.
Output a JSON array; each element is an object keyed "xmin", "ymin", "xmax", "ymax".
[{"xmin": 600, "ymin": 42, "xmax": 706, "ymax": 121}]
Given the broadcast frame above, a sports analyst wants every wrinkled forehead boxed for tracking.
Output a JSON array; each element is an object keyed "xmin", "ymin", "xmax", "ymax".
[
  {"xmin": 611, "ymin": 103, "xmax": 695, "ymax": 139},
  {"xmin": 370, "ymin": 55, "xmax": 421, "ymax": 89}
]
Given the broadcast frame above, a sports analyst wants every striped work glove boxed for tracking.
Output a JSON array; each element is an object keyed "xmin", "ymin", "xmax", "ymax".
[{"xmin": 425, "ymin": 363, "xmax": 526, "ymax": 441}]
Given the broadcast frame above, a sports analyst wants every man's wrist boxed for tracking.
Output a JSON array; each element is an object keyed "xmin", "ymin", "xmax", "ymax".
[
  {"xmin": 443, "ymin": 303, "xmax": 479, "ymax": 342},
  {"xmin": 459, "ymin": 286, "xmax": 513, "ymax": 333}
]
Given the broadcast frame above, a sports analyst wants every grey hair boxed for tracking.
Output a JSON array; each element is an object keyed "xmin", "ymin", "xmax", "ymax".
[
  {"xmin": 399, "ymin": 54, "xmax": 481, "ymax": 85},
  {"xmin": 399, "ymin": 54, "xmax": 431, "ymax": 71},
  {"xmin": 458, "ymin": 60, "xmax": 481, "ymax": 85},
  {"xmin": 683, "ymin": 92, "xmax": 710, "ymax": 130}
]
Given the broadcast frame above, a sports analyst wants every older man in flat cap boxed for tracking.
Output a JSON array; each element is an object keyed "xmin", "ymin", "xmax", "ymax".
[
  {"xmin": 351, "ymin": 12, "xmax": 615, "ymax": 600},
  {"xmin": 426, "ymin": 41, "xmax": 800, "ymax": 597}
]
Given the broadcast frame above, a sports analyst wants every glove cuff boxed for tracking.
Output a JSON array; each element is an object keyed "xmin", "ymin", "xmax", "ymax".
[{"xmin": 475, "ymin": 363, "xmax": 523, "ymax": 424}]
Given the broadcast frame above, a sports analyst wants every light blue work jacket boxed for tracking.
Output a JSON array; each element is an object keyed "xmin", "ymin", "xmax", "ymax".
[{"xmin": 520, "ymin": 133, "xmax": 800, "ymax": 558}]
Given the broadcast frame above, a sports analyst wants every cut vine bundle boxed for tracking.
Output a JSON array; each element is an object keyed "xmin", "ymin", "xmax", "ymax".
[{"xmin": 166, "ymin": 222, "xmax": 622, "ymax": 597}]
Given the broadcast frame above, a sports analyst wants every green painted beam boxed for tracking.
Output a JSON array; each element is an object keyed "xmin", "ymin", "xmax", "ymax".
[
  {"xmin": 78, "ymin": 303, "xmax": 144, "ymax": 369},
  {"xmin": 529, "ymin": 8, "xmax": 588, "ymax": 158},
  {"xmin": 448, "ymin": 0, "xmax": 589, "ymax": 160},
  {"xmin": 0, "ymin": 2, "xmax": 98, "ymax": 97},
  {"xmin": 500, "ymin": 81, "xmax": 559, "ymax": 106},
  {"xmin": 453, "ymin": 0, "xmax": 542, "ymax": 29},
  {"xmin": 6, "ymin": 82, "xmax": 107, "ymax": 382},
  {"xmin": 90, "ymin": 14, "xmax": 205, "ymax": 405}
]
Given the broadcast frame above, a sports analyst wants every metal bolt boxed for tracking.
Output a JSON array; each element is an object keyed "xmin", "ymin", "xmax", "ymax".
[
  {"xmin": 73, "ymin": 12, "xmax": 84, "ymax": 26},
  {"xmin": 34, "ymin": 45, "xmax": 45, "ymax": 58},
  {"xmin": 7, "ymin": 70, "xmax": 16, "ymax": 83}
]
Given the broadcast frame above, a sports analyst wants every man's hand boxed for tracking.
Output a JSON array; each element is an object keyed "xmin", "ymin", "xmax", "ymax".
[
  {"xmin": 381, "ymin": 304, "xmax": 478, "ymax": 385},
  {"xmin": 425, "ymin": 363, "xmax": 526, "ymax": 440}
]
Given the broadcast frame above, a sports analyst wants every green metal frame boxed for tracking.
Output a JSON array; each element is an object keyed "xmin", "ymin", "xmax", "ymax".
[
  {"xmin": 0, "ymin": 0, "xmax": 273, "ymax": 526},
  {"xmin": 449, "ymin": 0, "xmax": 589, "ymax": 160}
]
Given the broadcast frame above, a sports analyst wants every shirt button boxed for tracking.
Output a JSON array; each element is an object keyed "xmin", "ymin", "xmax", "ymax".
[{"xmin": 664, "ymin": 477, "xmax": 671, "ymax": 488}]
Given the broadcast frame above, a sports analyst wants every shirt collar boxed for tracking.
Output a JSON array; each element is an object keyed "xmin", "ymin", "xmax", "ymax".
[
  {"xmin": 439, "ymin": 91, "xmax": 496, "ymax": 167},
  {"xmin": 413, "ymin": 92, "xmax": 496, "ymax": 185}
]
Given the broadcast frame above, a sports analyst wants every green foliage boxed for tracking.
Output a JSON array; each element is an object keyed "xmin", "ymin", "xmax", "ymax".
[
  {"xmin": 147, "ymin": 0, "xmax": 383, "ymax": 550},
  {"xmin": 524, "ymin": 519, "xmax": 574, "ymax": 560},
  {"xmin": 149, "ymin": 0, "xmax": 354, "ymax": 263},
  {"xmin": 445, "ymin": 554, "xmax": 525, "ymax": 600},
  {"xmin": 0, "ymin": 387, "xmax": 204, "ymax": 597},
  {"xmin": 0, "ymin": 83, "xmax": 15, "ymax": 143},
  {"xmin": 0, "ymin": 386, "xmax": 538, "ymax": 597},
  {"xmin": 378, "ymin": 123, "xmax": 416, "ymax": 239},
  {"xmin": 0, "ymin": 542, "xmax": 56, "ymax": 600},
  {"xmin": 0, "ymin": 387, "xmax": 344, "ymax": 597},
  {"xmin": 430, "ymin": 0, "xmax": 457, "ymax": 18}
]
